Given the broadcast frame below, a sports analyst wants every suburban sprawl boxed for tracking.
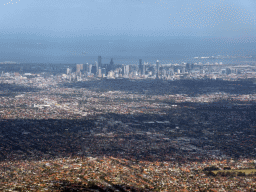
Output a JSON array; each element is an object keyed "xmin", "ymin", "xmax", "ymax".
[{"xmin": 0, "ymin": 59, "xmax": 255, "ymax": 191}]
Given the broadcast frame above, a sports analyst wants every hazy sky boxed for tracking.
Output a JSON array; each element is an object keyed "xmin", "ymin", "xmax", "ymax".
[
  {"xmin": 1, "ymin": 0, "xmax": 256, "ymax": 38},
  {"xmin": 1, "ymin": 0, "xmax": 256, "ymax": 63}
]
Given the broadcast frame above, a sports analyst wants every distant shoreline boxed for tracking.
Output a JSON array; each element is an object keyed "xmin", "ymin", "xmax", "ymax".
[{"xmin": 0, "ymin": 62, "xmax": 18, "ymax": 64}]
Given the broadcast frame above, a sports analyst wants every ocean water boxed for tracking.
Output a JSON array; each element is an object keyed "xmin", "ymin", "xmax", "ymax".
[{"xmin": 0, "ymin": 36, "xmax": 256, "ymax": 64}]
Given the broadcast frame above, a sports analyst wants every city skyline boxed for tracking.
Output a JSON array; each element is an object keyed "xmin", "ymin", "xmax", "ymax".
[{"xmin": 0, "ymin": 1, "xmax": 256, "ymax": 190}]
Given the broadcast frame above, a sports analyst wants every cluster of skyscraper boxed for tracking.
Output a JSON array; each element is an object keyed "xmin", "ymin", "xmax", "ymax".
[
  {"xmin": 66, "ymin": 56, "xmax": 164, "ymax": 80},
  {"xmin": 66, "ymin": 56, "xmax": 115, "ymax": 80},
  {"xmin": 66, "ymin": 56, "xmax": 208, "ymax": 80}
]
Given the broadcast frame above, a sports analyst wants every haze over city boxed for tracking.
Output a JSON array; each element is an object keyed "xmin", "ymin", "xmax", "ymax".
[
  {"xmin": 0, "ymin": 0, "xmax": 256, "ymax": 191},
  {"xmin": 1, "ymin": 0, "xmax": 256, "ymax": 63}
]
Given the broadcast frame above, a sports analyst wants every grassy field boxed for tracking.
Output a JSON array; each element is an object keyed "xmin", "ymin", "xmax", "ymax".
[{"xmin": 213, "ymin": 169, "xmax": 256, "ymax": 175}]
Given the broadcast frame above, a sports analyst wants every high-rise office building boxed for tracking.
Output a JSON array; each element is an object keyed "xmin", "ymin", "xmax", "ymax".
[
  {"xmin": 76, "ymin": 64, "xmax": 83, "ymax": 72},
  {"xmin": 143, "ymin": 62, "xmax": 146, "ymax": 76},
  {"xmin": 168, "ymin": 69, "xmax": 174, "ymax": 76},
  {"xmin": 101, "ymin": 68, "xmax": 106, "ymax": 77},
  {"xmin": 156, "ymin": 60, "xmax": 159, "ymax": 79},
  {"xmin": 122, "ymin": 65, "xmax": 129, "ymax": 77},
  {"xmin": 139, "ymin": 59, "xmax": 143, "ymax": 74},
  {"xmin": 92, "ymin": 65, "xmax": 97, "ymax": 75},
  {"xmin": 67, "ymin": 68, "xmax": 71, "ymax": 75},
  {"xmin": 95, "ymin": 61, "xmax": 98, "ymax": 75},
  {"xmin": 226, "ymin": 68, "xmax": 231, "ymax": 75},
  {"xmin": 84, "ymin": 63, "xmax": 88, "ymax": 74},
  {"xmin": 186, "ymin": 63, "xmax": 191, "ymax": 72},
  {"xmin": 162, "ymin": 69, "xmax": 167, "ymax": 77},
  {"xmin": 98, "ymin": 56, "xmax": 102, "ymax": 69},
  {"xmin": 79, "ymin": 64, "xmax": 83, "ymax": 71},
  {"xmin": 98, "ymin": 68, "xmax": 102, "ymax": 77},
  {"xmin": 191, "ymin": 63, "xmax": 194, "ymax": 70},
  {"xmin": 76, "ymin": 64, "xmax": 81, "ymax": 75},
  {"xmin": 88, "ymin": 64, "xmax": 92, "ymax": 74},
  {"xmin": 122, "ymin": 65, "xmax": 125, "ymax": 76},
  {"xmin": 125, "ymin": 65, "xmax": 129, "ymax": 76},
  {"xmin": 110, "ymin": 58, "xmax": 114, "ymax": 66},
  {"xmin": 108, "ymin": 58, "xmax": 114, "ymax": 73}
]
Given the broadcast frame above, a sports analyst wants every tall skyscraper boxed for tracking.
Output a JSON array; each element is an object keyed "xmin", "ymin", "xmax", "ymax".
[
  {"xmin": 98, "ymin": 68, "xmax": 102, "ymax": 77},
  {"xmin": 122, "ymin": 65, "xmax": 125, "ymax": 76},
  {"xmin": 95, "ymin": 61, "xmax": 98, "ymax": 75},
  {"xmin": 125, "ymin": 65, "xmax": 129, "ymax": 76},
  {"xmin": 108, "ymin": 58, "xmax": 114, "ymax": 73},
  {"xmin": 80, "ymin": 64, "xmax": 83, "ymax": 71},
  {"xmin": 92, "ymin": 65, "xmax": 97, "ymax": 75},
  {"xmin": 139, "ymin": 59, "xmax": 143, "ymax": 74},
  {"xmin": 88, "ymin": 64, "xmax": 92, "ymax": 74},
  {"xmin": 143, "ymin": 62, "xmax": 146, "ymax": 76},
  {"xmin": 67, "ymin": 68, "xmax": 71, "ymax": 75},
  {"xmin": 186, "ymin": 63, "xmax": 191, "ymax": 72},
  {"xmin": 101, "ymin": 68, "xmax": 106, "ymax": 77},
  {"xmin": 98, "ymin": 56, "xmax": 102, "ymax": 69},
  {"xmin": 226, "ymin": 68, "xmax": 231, "ymax": 75},
  {"xmin": 76, "ymin": 64, "xmax": 81, "ymax": 75},
  {"xmin": 110, "ymin": 58, "xmax": 114, "ymax": 66},
  {"xmin": 156, "ymin": 60, "xmax": 159, "ymax": 79},
  {"xmin": 182, "ymin": 67, "xmax": 185, "ymax": 74}
]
